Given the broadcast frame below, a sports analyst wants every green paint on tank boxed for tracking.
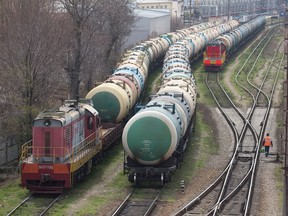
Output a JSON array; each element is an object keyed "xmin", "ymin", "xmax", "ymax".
[
  {"xmin": 127, "ymin": 116, "xmax": 172, "ymax": 162},
  {"xmin": 91, "ymin": 92, "xmax": 120, "ymax": 122}
]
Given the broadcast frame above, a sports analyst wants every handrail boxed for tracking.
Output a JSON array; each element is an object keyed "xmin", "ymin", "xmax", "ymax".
[{"xmin": 20, "ymin": 132, "xmax": 98, "ymax": 164}]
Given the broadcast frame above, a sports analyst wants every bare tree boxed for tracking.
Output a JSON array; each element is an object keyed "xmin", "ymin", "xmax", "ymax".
[
  {"xmin": 60, "ymin": 0, "xmax": 135, "ymax": 96},
  {"xmin": 101, "ymin": 0, "xmax": 135, "ymax": 69},
  {"xmin": 0, "ymin": 0, "xmax": 136, "ymax": 146},
  {"xmin": 60, "ymin": 0, "xmax": 105, "ymax": 98},
  {"xmin": 0, "ymin": 0, "xmax": 67, "ymax": 141}
]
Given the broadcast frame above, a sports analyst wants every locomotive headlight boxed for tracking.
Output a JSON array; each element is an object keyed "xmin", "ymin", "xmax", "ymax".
[{"xmin": 44, "ymin": 120, "xmax": 51, "ymax": 126}]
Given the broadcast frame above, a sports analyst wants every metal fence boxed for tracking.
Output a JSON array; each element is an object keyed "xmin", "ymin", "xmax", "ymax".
[{"xmin": 0, "ymin": 140, "xmax": 19, "ymax": 166}]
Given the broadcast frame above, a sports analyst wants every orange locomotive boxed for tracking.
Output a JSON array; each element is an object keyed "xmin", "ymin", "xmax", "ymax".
[
  {"xmin": 203, "ymin": 40, "xmax": 227, "ymax": 71},
  {"xmin": 20, "ymin": 99, "xmax": 122, "ymax": 193},
  {"xmin": 203, "ymin": 16, "xmax": 266, "ymax": 72}
]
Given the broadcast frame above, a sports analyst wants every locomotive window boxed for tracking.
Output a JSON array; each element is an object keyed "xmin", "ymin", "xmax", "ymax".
[
  {"xmin": 79, "ymin": 118, "xmax": 84, "ymax": 136},
  {"xmin": 96, "ymin": 117, "xmax": 100, "ymax": 128},
  {"xmin": 66, "ymin": 127, "xmax": 71, "ymax": 145},
  {"xmin": 88, "ymin": 116, "xmax": 94, "ymax": 130},
  {"xmin": 44, "ymin": 132, "xmax": 51, "ymax": 156}
]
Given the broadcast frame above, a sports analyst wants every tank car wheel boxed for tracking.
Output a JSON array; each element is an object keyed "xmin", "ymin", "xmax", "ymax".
[
  {"xmin": 164, "ymin": 172, "xmax": 171, "ymax": 183},
  {"xmin": 177, "ymin": 160, "xmax": 182, "ymax": 169},
  {"xmin": 92, "ymin": 157, "xmax": 97, "ymax": 166},
  {"xmin": 133, "ymin": 173, "xmax": 138, "ymax": 186},
  {"xmin": 160, "ymin": 173, "xmax": 164, "ymax": 186}
]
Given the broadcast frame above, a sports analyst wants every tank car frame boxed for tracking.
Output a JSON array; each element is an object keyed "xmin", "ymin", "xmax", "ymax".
[
  {"xmin": 124, "ymin": 111, "xmax": 196, "ymax": 186},
  {"xmin": 122, "ymin": 20, "xmax": 242, "ymax": 186}
]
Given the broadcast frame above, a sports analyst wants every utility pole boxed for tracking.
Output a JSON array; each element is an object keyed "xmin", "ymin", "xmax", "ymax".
[
  {"xmin": 284, "ymin": 7, "xmax": 288, "ymax": 216},
  {"xmin": 228, "ymin": 0, "xmax": 230, "ymax": 20},
  {"xmin": 189, "ymin": 0, "xmax": 192, "ymax": 26}
]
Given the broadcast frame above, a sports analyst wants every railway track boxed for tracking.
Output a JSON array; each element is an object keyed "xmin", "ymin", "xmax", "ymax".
[
  {"xmin": 234, "ymin": 25, "xmax": 278, "ymax": 103},
  {"xmin": 7, "ymin": 193, "xmax": 62, "ymax": 216},
  {"xmin": 112, "ymin": 186, "xmax": 162, "ymax": 216},
  {"xmin": 174, "ymin": 24, "xmax": 284, "ymax": 216}
]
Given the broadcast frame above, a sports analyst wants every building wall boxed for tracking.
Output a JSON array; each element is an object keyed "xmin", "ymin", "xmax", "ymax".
[
  {"xmin": 137, "ymin": 1, "xmax": 172, "ymax": 10},
  {"xmin": 183, "ymin": 0, "xmax": 280, "ymax": 18},
  {"xmin": 135, "ymin": 0, "xmax": 184, "ymax": 19},
  {"xmin": 125, "ymin": 17, "xmax": 150, "ymax": 48},
  {"xmin": 124, "ymin": 12, "xmax": 171, "ymax": 49},
  {"xmin": 149, "ymin": 15, "xmax": 171, "ymax": 36}
]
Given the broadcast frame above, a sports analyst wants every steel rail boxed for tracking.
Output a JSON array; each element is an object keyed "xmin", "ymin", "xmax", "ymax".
[
  {"xmin": 6, "ymin": 193, "xmax": 62, "ymax": 216},
  {"xmin": 112, "ymin": 190, "xmax": 134, "ymax": 216},
  {"xmin": 244, "ymin": 45, "xmax": 285, "ymax": 216},
  {"xmin": 6, "ymin": 194, "xmax": 33, "ymax": 216},
  {"xmin": 212, "ymin": 26, "xmax": 281, "ymax": 215},
  {"xmin": 173, "ymin": 24, "xmax": 280, "ymax": 216},
  {"xmin": 112, "ymin": 187, "xmax": 162, "ymax": 216},
  {"xmin": 39, "ymin": 194, "xmax": 63, "ymax": 216}
]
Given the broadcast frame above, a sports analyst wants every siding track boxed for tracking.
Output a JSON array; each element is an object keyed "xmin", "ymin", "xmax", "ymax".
[{"xmin": 174, "ymin": 24, "xmax": 284, "ymax": 216}]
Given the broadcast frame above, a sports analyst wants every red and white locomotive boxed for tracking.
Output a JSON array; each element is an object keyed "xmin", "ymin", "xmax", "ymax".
[{"xmin": 20, "ymin": 99, "xmax": 122, "ymax": 193}]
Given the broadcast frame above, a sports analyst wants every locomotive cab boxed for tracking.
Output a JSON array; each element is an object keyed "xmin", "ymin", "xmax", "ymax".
[
  {"xmin": 31, "ymin": 100, "xmax": 99, "ymax": 163},
  {"xmin": 203, "ymin": 40, "xmax": 226, "ymax": 71},
  {"xmin": 20, "ymin": 99, "xmax": 101, "ymax": 193}
]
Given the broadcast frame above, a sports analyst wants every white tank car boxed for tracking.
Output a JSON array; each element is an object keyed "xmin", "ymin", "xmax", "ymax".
[
  {"xmin": 122, "ymin": 20, "xmax": 240, "ymax": 167},
  {"xmin": 86, "ymin": 21, "xmax": 223, "ymax": 123}
]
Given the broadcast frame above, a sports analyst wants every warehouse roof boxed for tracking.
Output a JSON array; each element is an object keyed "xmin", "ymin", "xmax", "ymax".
[
  {"xmin": 134, "ymin": 9, "xmax": 170, "ymax": 18},
  {"xmin": 135, "ymin": 0, "xmax": 172, "ymax": 3}
]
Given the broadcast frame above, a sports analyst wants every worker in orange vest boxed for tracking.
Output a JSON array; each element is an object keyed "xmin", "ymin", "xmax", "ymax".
[{"xmin": 262, "ymin": 133, "xmax": 273, "ymax": 157}]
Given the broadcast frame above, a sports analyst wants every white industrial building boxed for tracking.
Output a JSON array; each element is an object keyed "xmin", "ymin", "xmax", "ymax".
[
  {"xmin": 124, "ymin": 9, "xmax": 171, "ymax": 49},
  {"xmin": 134, "ymin": 0, "xmax": 184, "ymax": 21}
]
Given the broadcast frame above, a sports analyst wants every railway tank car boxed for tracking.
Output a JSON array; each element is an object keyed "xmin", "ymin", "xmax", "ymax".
[
  {"xmin": 203, "ymin": 16, "xmax": 266, "ymax": 71},
  {"xmin": 85, "ymin": 21, "xmax": 223, "ymax": 123},
  {"xmin": 122, "ymin": 20, "xmax": 240, "ymax": 185},
  {"xmin": 20, "ymin": 21, "xmax": 224, "ymax": 193},
  {"xmin": 20, "ymin": 99, "xmax": 122, "ymax": 193}
]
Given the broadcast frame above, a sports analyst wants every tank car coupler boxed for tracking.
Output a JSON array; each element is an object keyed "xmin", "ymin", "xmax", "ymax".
[{"xmin": 41, "ymin": 174, "xmax": 51, "ymax": 183}]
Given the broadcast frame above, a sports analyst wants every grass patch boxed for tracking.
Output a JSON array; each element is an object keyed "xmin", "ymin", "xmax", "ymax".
[
  {"xmin": 49, "ymin": 143, "xmax": 128, "ymax": 215},
  {"xmin": 193, "ymin": 62, "xmax": 217, "ymax": 106},
  {"xmin": 160, "ymin": 102, "xmax": 219, "ymax": 201},
  {"xmin": 0, "ymin": 178, "xmax": 29, "ymax": 215},
  {"xmin": 142, "ymin": 68, "xmax": 162, "ymax": 103}
]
